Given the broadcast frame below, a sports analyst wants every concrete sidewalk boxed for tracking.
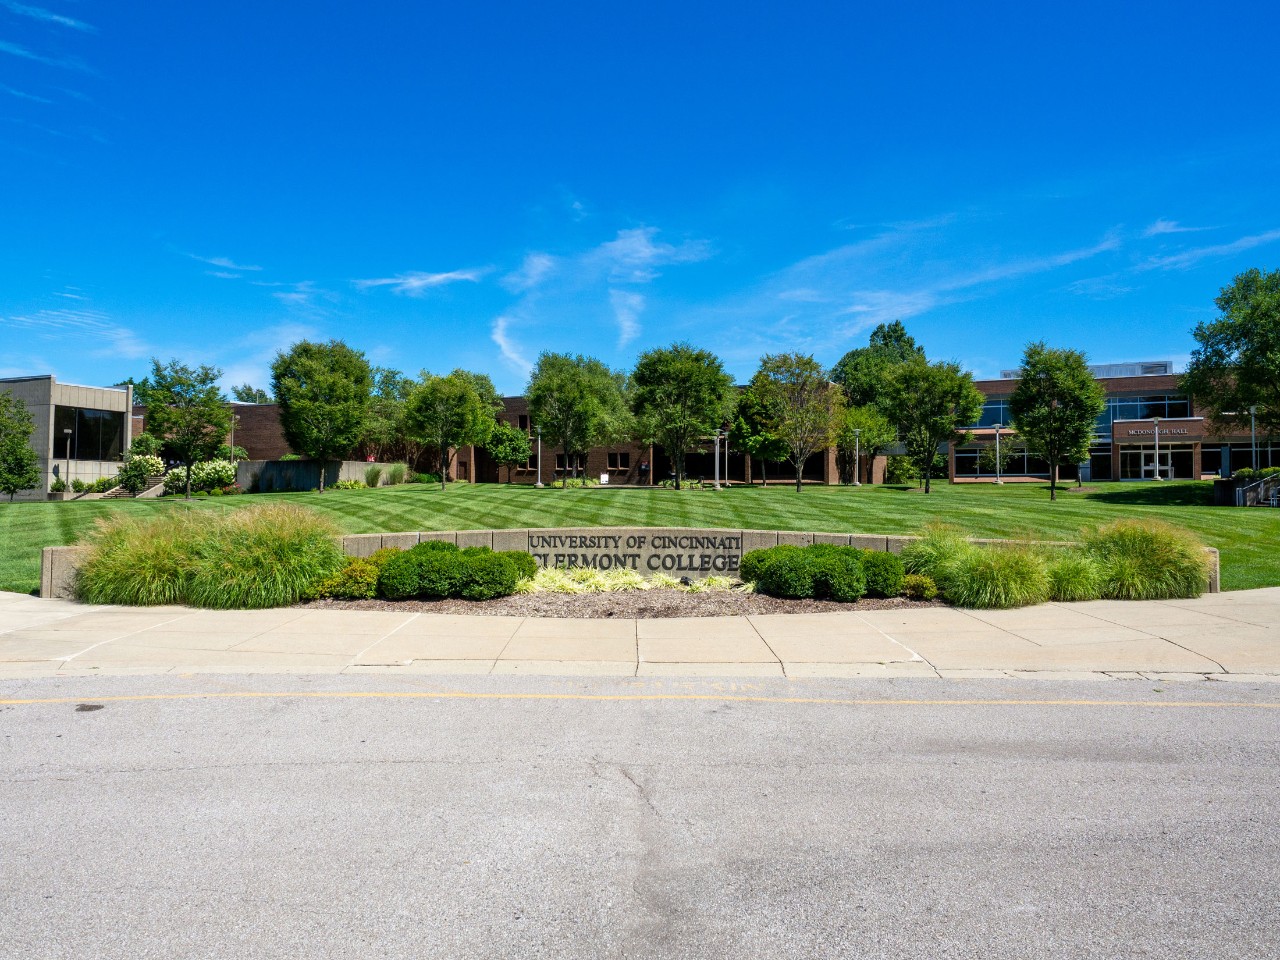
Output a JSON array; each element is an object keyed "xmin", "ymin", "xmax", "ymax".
[{"xmin": 1, "ymin": 588, "xmax": 1277, "ymax": 683}]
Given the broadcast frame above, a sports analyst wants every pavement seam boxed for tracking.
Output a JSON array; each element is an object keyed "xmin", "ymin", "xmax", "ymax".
[
  {"xmin": 343, "ymin": 612, "xmax": 422, "ymax": 670},
  {"xmin": 54, "ymin": 613, "xmax": 193, "ymax": 665},
  {"xmin": 744, "ymin": 616, "xmax": 786, "ymax": 678},
  {"xmin": 850, "ymin": 612, "xmax": 941, "ymax": 678},
  {"xmin": 1044, "ymin": 602, "xmax": 1230, "ymax": 674},
  {"xmin": 488, "ymin": 617, "xmax": 527, "ymax": 674}
]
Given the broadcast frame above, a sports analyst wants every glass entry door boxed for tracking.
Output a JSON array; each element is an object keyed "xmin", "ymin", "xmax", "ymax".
[{"xmin": 1143, "ymin": 450, "xmax": 1171, "ymax": 480}]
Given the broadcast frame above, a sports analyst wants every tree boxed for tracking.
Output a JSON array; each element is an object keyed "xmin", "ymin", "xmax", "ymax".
[
  {"xmin": 404, "ymin": 369, "xmax": 502, "ymax": 491},
  {"xmin": 830, "ymin": 320, "xmax": 926, "ymax": 407},
  {"xmin": 1181, "ymin": 267, "xmax": 1280, "ymax": 438},
  {"xmin": 1009, "ymin": 342, "xmax": 1106, "ymax": 501},
  {"xmin": 0, "ymin": 393, "xmax": 41, "ymax": 502},
  {"xmin": 145, "ymin": 358, "xmax": 234, "ymax": 499},
  {"xmin": 880, "ymin": 359, "xmax": 983, "ymax": 493},
  {"xmin": 753, "ymin": 353, "xmax": 844, "ymax": 492},
  {"xmin": 526, "ymin": 353, "xmax": 630, "ymax": 488},
  {"xmin": 977, "ymin": 433, "xmax": 1023, "ymax": 476},
  {"xmin": 630, "ymin": 343, "xmax": 733, "ymax": 489},
  {"xmin": 727, "ymin": 382, "xmax": 789, "ymax": 485},
  {"xmin": 836, "ymin": 406, "xmax": 896, "ymax": 485},
  {"xmin": 485, "ymin": 421, "xmax": 533, "ymax": 482},
  {"xmin": 231, "ymin": 383, "xmax": 272, "ymax": 404},
  {"xmin": 119, "ymin": 376, "xmax": 156, "ymax": 407},
  {"xmin": 271, "ymin": 340, "xmax": 373, "ymax": 493}
]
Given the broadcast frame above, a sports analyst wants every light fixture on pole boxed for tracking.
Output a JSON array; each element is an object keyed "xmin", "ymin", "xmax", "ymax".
[
  {"xmin": 713, "ymin": 430, "xmax": 721, "ymax": 490},
  {"xmin": 62, "ymin": 427, "xmax": 72, "ymax": 486},
  {"xmin": 1152, "ymin": 416, "xmax": 1162, "ymax": 481},
  {"xmin": 534, "ymin": 425, "xmax": 543, "ymax": 488},
  {"xmin": 1250, "ymin": 405, "xmax": 1259, "ymax": 472},
  {"xmin": 853, "ymin": 428, "xmax": 862, "ymax": 486},
  {"xmin": 723, "ymin": 426, "xmax": 730, "ymax": 487},
  {"xmin": 992, "ymin": 423, "xmax": 1003, "ymax": 485}
]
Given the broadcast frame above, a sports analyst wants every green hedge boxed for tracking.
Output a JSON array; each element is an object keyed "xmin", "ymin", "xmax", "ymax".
[
  {"xmin": 740, "ymin": 544, "xmax": 867, "ymax": 602},
  {"xmin": 373, "ymin": 541, "xmax": 527, "ymax": 601}
]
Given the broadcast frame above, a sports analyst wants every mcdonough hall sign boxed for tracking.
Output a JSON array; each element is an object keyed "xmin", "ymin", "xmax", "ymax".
[{"xmin": 1114, "ymin": 419, "xmax": 1203, "ymax": 440}]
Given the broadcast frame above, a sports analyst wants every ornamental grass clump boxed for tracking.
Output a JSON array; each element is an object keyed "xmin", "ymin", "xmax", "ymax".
[
  {"xmin": 77, "ymin": 511, "xmax": 205, "ymax": 606},
  {"xmin": 185, "ymin": 504, "xmax": 345, "ymax": 609},
  {"xmin": 1083, "ymin": 519, "xmax": 1209, "ymax": 600},
  {"xmin": 941, "ymin": 546, "xmax": 1051, "ymax": 610},
  {"xmin": 76, "ymin": 504, "xmax": 344, "ymax": 608},
  {"xmin": 1045, "ymin": 549, "xmax": 1105, "ymax": 603}
]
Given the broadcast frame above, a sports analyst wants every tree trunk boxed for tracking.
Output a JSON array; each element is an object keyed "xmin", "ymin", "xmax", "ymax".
[
  {"xmin": 794, "ymin": 460, "xmax": 803, "ymax": 492},
  {"xmin": 562, "ymin": 445, "xmax": 569, "ymax": 488},
  {"xmin": 440, "ymin": 444, "xmax": 448, "ymax": 491},
  {"xmin": 760, "ymin": 459, "xmax": 767, "ymax": 485},
  {"xmin": 1050, "ymin": 465, "xmax": 1058, "ymax": 501},
  {"xmin": 674, "ymin": 451, "xmax": 684, "ymax": 490},
  {"xmin": 923, "ymin": 464, "xmax": 931, "ymax": 494},
  {"xmin": 318, "ymin": 461, "xmax": 326, "ymax": 493}
]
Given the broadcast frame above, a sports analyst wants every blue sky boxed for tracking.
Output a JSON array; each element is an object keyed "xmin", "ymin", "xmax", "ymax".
[{"xmin": 2, "ymin": 2, "xmax": 1278, "ymax": 395}]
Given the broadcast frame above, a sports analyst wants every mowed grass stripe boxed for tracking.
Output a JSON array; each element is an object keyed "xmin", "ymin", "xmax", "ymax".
[{"xmin": 3, "ymin": 481, "xmax": 1276, "ymax": 595}]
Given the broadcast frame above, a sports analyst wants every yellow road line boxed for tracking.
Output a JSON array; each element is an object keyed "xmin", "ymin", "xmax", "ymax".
[{"xmin": 0, "ymin": 690, "xmax": 1277, "ymax": 709}]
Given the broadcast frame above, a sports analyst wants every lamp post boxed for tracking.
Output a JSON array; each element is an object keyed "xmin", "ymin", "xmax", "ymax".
[
  {"xmin": 853, "ymin": 428, "xmax": 862, "ymax": 486},
  {"xmin": 534, "ymin": 425, "xmax": 543, "ymax": 488},
  {"xmin": 62, "ymin": 427, "xmax": 73, "ymax": 487},
  {"xmin": 992, "ymin": 423, "xmax": 1003, "ymax": 485},
  {"xmin": 1152, "ymin": 416, "xmax": 1162, "ymax": 480},
  {"xmin": 1250, "ymin": 405, "xmax": 1259, "ymax": 471},
  {"xmin": 713, "ymin": 430, "xmax": 721, "ymax": 490},
  {"xmin": 723, "ymin": 427, "xmax": 730, "ymax": 487}
]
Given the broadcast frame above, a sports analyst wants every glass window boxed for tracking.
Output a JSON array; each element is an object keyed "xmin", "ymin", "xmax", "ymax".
[
  {"xmin": 518, "ymin": 415, "xmax": 529, "ymax": 432},
  {"xmin": 53, "ymin": 405, "xmax": 125, "ymax": 461}
]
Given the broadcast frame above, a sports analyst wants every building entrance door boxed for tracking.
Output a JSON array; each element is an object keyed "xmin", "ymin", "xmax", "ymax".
[{"xmin": 1143, "ymin": 450, "xmax": 1171, "ymax": 480}]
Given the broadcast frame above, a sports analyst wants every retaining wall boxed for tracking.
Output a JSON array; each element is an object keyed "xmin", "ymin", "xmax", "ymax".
[{"xmin": 39, "ymin": 527, "xmax": 1222, "ymax": 599}]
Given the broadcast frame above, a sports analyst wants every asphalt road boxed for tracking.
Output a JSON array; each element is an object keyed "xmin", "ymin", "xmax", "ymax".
[{"xmin": 2, "ymin": 674, "xmax": 1277, "ymax": 959}]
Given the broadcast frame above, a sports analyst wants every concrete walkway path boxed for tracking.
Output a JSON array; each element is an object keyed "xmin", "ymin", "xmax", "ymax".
[{"xmin": 1, "ymin": 588, "xmax": 1277, "ymax": 683}]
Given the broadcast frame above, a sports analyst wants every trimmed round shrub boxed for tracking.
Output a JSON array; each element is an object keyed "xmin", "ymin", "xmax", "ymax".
[
  {"xmin": 941, "ymin": 547, "xmax": 1050, "ymax": 609},
  {"xmin": 186, "ymin": 504, "xmax": 345, "ymax": 609},
  {"xmin": 191, "ymin": 459, "xmax": 238, "ymax": 491},
  {"xmin": 1046, "ymin": 550, "xmax": 1105, "ymax": 603},
  {"xmin": 756, "ymin": 549, "xmax": 819, "ymax": 598},
  {"xmin": 412, "ymin": 539, "xmax": 459, "ymax": 555},
  {"xmin": 311, "ymin": 557, "xmax": 380, "ymax": 600},
  {"xmin": 458, "ymin": 552, "xmax": 520, "ymax": 600},
  {"xmin": 860, "ymin": 550, "xmax": 906, "ymax": 598},
  {"xmin": 1083, "ymin": 519, "xmax": 1209, "ymax": 600},
  {"xmin": 739, "ymin": 545, "xmax": 800, "ymax": 585},
  {"xmin": 811, "ymin": 550, "xmax": 867, "ymax": 602},
  {"xmin": 377, "ymin": 550, "xmax": 424, "ymax": 600},
  {"xmin": 902, "ymin": 573, "xmax": 938, "ymax": 601},
  {"xmin": 502, "ymin": 551, "xmax": 538, "ymax": 581}
]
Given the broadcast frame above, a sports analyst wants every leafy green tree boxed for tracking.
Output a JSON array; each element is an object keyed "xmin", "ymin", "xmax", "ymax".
[
  {"xmin": 728, "ymin": 382, "xmax": 789, "ymax": 485},
  {"xmin": 231, "ymin": 383, "xmax": 272, "ymax": 404},
  {"xmin": 1009, "ymin": 342, "xmax": 1106, "ymax": 501},
  {"xmin": 977, "ymin": 433, "xmax": 1023, "ymax": 476},
  {"xmin": 836, "ymin": 406, "xmax": 896, "ymax": 485},
  {"xmin": 0, "ymin": 393, "xmax": 41, "ymax": 502},
  {"xmin": 753, "ymin": 353, "xmax": 845, "ymax": 492},
  {"xmin": 526, "ymin": 353, "xmax": 631, "ymax": 488},
  {"xmin": 485, "ymin": 420, "xmax": 533, "ymax": 482},
  {"xmin": 145, "ymin": 358, "xmax": 234, "ymax": 499},
  {"xmin": 119, "ymin": 376, "xmax": 156, "ymax": 407},
  {"xmin": 630, "ymin": 343, "xmax": 733, "ymax": 489},
  {"xmin": 404, "ymin": 369, "xmax": 502, "ymax": 491},
  {"xmin": 1181, "ymin": 267, "xmax": 1280, "ymax": 437},
  {"xmin": 880, "ymin": 359, "xmax": 983, "ymax": 493},
  {"xmin": 128, "ymin": 432, "xmax": 164, "ymax": 457},
  {"xmin": 830, "ymin": 320, "xmax": 926, "ymax": 407},
  {"xmin": 271, "ymin": 340, "xmax": 373, "ymax": 493}
]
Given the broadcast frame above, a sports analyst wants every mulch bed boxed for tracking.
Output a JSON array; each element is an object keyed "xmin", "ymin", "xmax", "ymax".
[{"xmin": 307, "ymin": 590, "xmax": 944, "ymax": 618}]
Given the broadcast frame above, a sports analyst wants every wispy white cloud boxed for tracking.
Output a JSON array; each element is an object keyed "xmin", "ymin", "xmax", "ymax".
[
  {"xmin": 206, "ymin": 270, "xmax": 241, "ymax": 280},
  {"xmin": 491, "ymin": 315, "xmax": 532, "ymax": 375},
  {"xmin": 0, "ymin": 39, "xmax": 90, "ymax": 71},
  {"xmin": 354, "ymin": 268, "xmax": 487, "ymax": 296},
  {"xmin": 502, "ymin": 253, "xmax": 557, "ymax": 293},
  {"xmin": 189, "ymin": 253, "xmax": 262, "ymax": 272},
  {"xmin": 217, "ymin": 322, "xmax": 322, "ymax": 392},
  {"xmin": 2, "ymin": 1, "xmax": 94, "ymax": 31},
  {"xmin": 1, "ymin": 306, "xmax": 149, "ymax": 360},
  {"xmin": 1141, "ymin": 228, "xmax": 1280, "ymax": 271},
  {"xmin": 1, "ymin": 82, "xmax": 51, "ymax": 103},
  {"xmin": 1143, "ymin": 218, "xmax": 1212, "ymax": 238},
  {"xmin": 587, "ymin": 227, "xmax": 712, "ymax": 283},
  {"xmin": 609, "ymin": 289, "xmax": 644, "ymax": 348}
]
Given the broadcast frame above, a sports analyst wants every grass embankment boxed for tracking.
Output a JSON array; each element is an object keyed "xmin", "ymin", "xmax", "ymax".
[{"xmin": 2, "ymin": 480, "xmax": 1276, "ymax": 595}]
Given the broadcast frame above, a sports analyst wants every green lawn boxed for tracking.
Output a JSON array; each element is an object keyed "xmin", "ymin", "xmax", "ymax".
[{"xmin": 3, "ymin": 480, "xmax": 1277, "ymax": 595}]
